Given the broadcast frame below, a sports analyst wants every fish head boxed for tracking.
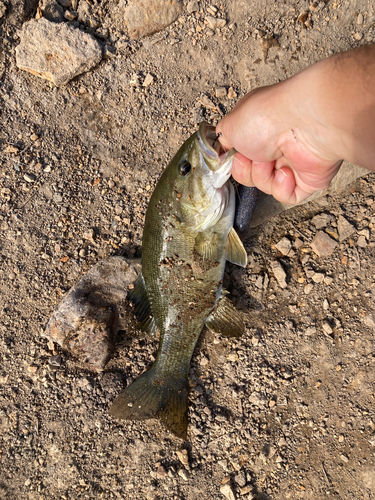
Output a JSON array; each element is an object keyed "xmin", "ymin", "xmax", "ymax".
[{"xmin": 169, "ymin": 122, "xmax": 235, "ymax": 231}]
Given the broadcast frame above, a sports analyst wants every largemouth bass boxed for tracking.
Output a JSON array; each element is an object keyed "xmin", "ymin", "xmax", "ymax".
[{"xmin": 109, "ymin": 122, "xmax": 248, "ymax": 439}]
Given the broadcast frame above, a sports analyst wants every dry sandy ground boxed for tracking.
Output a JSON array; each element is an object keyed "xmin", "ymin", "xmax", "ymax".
[{"xmin": 0, "ymin": 0, "xmax": 375, "ymax": 499}]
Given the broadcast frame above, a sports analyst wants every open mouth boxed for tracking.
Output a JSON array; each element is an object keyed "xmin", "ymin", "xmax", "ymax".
[{"xmin": 199, "ymin": 122, "xmax": 227, "ymax": 158}]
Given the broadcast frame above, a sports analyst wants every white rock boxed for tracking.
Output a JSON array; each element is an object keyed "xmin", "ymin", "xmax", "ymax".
[
  {"xmin": 270, "ymin": 260, "xmax": 287, "ymax": 288},
  {"xmin": 220, "ymin": 483, "xmax": 236, "ymax": 500},
  {"xmin": 143, "ymin": 73, "xmax": 154, "ymax": 87},
  {"xmin": 16, "ymin": 18, "xmax": 102, "ymax": 87}
]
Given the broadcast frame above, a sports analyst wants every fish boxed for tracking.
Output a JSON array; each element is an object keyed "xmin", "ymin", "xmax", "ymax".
[{"xmin": 109, "ymin": 122, "xmax": 248, "ymax": 439}]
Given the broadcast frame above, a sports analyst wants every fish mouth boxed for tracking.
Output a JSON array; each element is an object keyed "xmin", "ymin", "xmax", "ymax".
[
  {"xmin": 197, "ymin": 121, "xmax": 235, "ymax": 188},
  {"xmin": 198, "ymin": 122, "xmax": 227, "ymax": 159}
]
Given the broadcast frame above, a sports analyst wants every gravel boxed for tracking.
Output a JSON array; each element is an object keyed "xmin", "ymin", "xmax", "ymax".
[{"xmin": 0, "ymin": 1, "xmax": 374, "ymax": 499}]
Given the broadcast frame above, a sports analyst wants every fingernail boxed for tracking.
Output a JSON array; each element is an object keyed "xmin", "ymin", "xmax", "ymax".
[
  {"xmin": 275, "ymin": 168, "xmax": 287, "ymax": 184},
  {"xmin": 233, "ymin": 157, "xmax": 244, "ymax": 172}
]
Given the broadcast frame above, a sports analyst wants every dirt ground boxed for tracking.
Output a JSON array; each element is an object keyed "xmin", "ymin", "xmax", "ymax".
[{"xmin": 1, "ymin": 0, "xmax": 375, "ymax": 499}]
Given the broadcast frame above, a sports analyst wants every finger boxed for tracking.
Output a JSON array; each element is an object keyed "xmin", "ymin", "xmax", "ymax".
[
  {"xmin": 271, "ymin": 167, "xmax": 299, "ymax": 204},
  {"xmin": 215, "ymin": 122, "xmax": 233, "ymax": 151},
  {"xmin": 251, "ymin": 162, "xmax": 301, "ymax": 204},
  {"xmin": 248, "ymin": 161, "xmax": 278, "ymax": 195},
  {"xmin": 231, "ymin": 153, "xmax": 254, "ymax": 186}
]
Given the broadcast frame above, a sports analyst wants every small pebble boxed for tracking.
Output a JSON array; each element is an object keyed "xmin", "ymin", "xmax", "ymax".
[
  {"xmin": 312, "ymin": 272, "xmax": 325, "ymax": 283},
  {"xmin": 356, "ymin": 13, "xmax": 363, "ymax": 24},
  {"xmin": 24, "ymin": 173, "xmax": 36, "ymax": 183},
  {"xmin": 206, "ymin": 15, "xmax": 218, "ymax": 30},
  {"xmin": 216, "ymin": 18, "xmax": 226, "ymax": 28},
  {"xmin": 354, "ymin": 33, "xmax": 363, "ymax": 40},
  {"xmin": 178, "ymin": 469, "xmax": 189, "ymax": 481},
  {"xmin": 187, "ymin": 0, "xmax": 198, "ymax": 13},
  {"xmin": 240, "ymin": 485, "xmax": 253, "ymax": 496},
  {"xmin": 270, "ymin": 260, "xmax": 287, "ymax": 288},
  {"xmin": 215, "ymin": 87, "xmax": 227, "ymax": 98},
  {"xmin": 357, "ymin": 236, "xmax": 367, "ymax": 248},
  {"xmin": 255, "ymin": 275, "xmax": 263, "ymax": 289},
  {"xmin": 337, "ymin": 215, "xmax": 355, "ymax": 241},
  {"xmin": 207, "ymin": 5, "xmax": 217, "ymax": 14},
  {"xmin": 311, "ymin": 213, "xmax": 330, "ymax": 229},
  {"xmin": 83, "ymin": 229, "xmax": 95, "ymax": 241},
  {"xmin": 358, "ymin": 228, "xmax": 369, "ymax": 239},
  {"xmin": 49, "ymin": 354, "xmax": 62, "ymax": 367},
  {"xmin": 298, "ymin": 11, "xmax": 308, "ymax": 22},
  {"xmin": 143, "ymin": 73, "xmax": 154, "ymax": 87},
  {"xmin": 227, "ymin": 86, "xmax": 237, "ymax": 99},
  {"xmin": 234, "ymin": 471, "xmax": 246, "ymax": 487},
  {"xmin": 176, "ymin": 450, "xmax": 189, "ymax": 465},
  {"xmin": 64, "ymin": 10, "xmax": 77, "ymax": 21},
  {"xmin": 220, "ymin": 482, "xmax": 236, "ymax": 500},
  {"xmin": 322, "ymin": 322, "xmax": 333, "ymax": 335},
  {"xmin": 275, "ymin": 237, "xmax": 292, "ymax": 256},
  {"xmin": 340, "ymin": 454, "xmax": 349, "ymax": 463},
  {"xmin": 53, "ymin": 193, "xmax": 63, "ymax": 204},
  {"xmin": 310, "ymin": 231, "xmax": 337, "ymax": 257}
]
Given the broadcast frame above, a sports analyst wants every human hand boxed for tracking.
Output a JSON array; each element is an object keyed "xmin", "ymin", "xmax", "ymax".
[{"xmin": 216, "ymin": 80, "xmax": 343, "ymax": 205}]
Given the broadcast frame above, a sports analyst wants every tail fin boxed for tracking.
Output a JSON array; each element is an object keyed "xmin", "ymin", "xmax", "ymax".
[{"xmin": 109, "ymin": 367, "xmax": 188, "ymax": 440}]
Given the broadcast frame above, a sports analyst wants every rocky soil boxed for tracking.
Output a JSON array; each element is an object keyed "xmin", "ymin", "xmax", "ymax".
[{"xmin": 0, "ymin": 0, "xmax": 375, "ymax": 499}]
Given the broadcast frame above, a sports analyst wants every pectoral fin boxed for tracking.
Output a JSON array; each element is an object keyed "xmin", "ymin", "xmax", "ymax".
[
  {"xmin": 205, "ymin": 294, "xmax": 244, "ymax": 337},
  {"xmin": 225, "ymin": 227, "xmax": 248, "ymax": 267},
  {"xmin": 128, "ymin": 273, "xmax": 157, "ymax": 335},
  {"xmin": 194, "ymin": 232, "xmax": 219, "ymax": 261}
]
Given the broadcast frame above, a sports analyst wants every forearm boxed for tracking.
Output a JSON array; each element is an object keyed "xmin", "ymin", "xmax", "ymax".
[{"xmin": 287, "ymin": 44, "xmax": 375, "ymax": 170}]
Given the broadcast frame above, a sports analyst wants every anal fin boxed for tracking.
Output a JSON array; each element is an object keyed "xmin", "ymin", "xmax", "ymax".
[{"xmin": 205, "ymin": 294, "xmax": 244, "ymax": 337}]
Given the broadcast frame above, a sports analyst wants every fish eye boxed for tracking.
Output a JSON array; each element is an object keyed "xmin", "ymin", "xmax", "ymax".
[{"xmin": 179, "ymin": 160, "xmax": 192, "ymax": 177}]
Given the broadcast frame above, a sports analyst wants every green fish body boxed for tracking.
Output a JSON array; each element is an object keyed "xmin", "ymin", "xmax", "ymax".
[{"xmin": 109, "ymin": 122, "xmax": 247, "ymax": 439}]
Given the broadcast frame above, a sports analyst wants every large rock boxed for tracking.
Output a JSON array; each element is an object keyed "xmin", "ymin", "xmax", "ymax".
[
  {"xmin": 44, "ymin": 257, "xmax": 141, "ymax": 371},
  {"xmin": 123, "ymin": 0, "xmax": 184, "ymax": 39},
  {"xmin": 249, "ymin": 161, "xmax": 368, "ymax": 228},
  {"xmin": 15, "ymin": 18, "xmax": 102, "ymax": 86}
]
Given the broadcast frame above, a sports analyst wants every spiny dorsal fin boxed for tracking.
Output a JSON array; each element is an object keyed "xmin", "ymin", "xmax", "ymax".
[
  {"xmin": 225, "ymin": 227, "xmax": 247, "ymax": 267},
  {"xmin": 128, "ymin": 273, "xmax": 157, "ymax": 335},
  {"xmin": 205, "ymin": 294, "xmax": 244, "ymax": 337}
]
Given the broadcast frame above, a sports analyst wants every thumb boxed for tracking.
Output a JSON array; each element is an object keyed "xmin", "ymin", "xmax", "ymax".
[{"xmin": 215, "ymin": 124, "xmax": 233, "ymax": 152}]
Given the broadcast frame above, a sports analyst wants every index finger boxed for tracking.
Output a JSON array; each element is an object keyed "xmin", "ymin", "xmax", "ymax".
[{"xmin": 215, "ymin": 123, "xmax": 233, "ymax": 152}]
